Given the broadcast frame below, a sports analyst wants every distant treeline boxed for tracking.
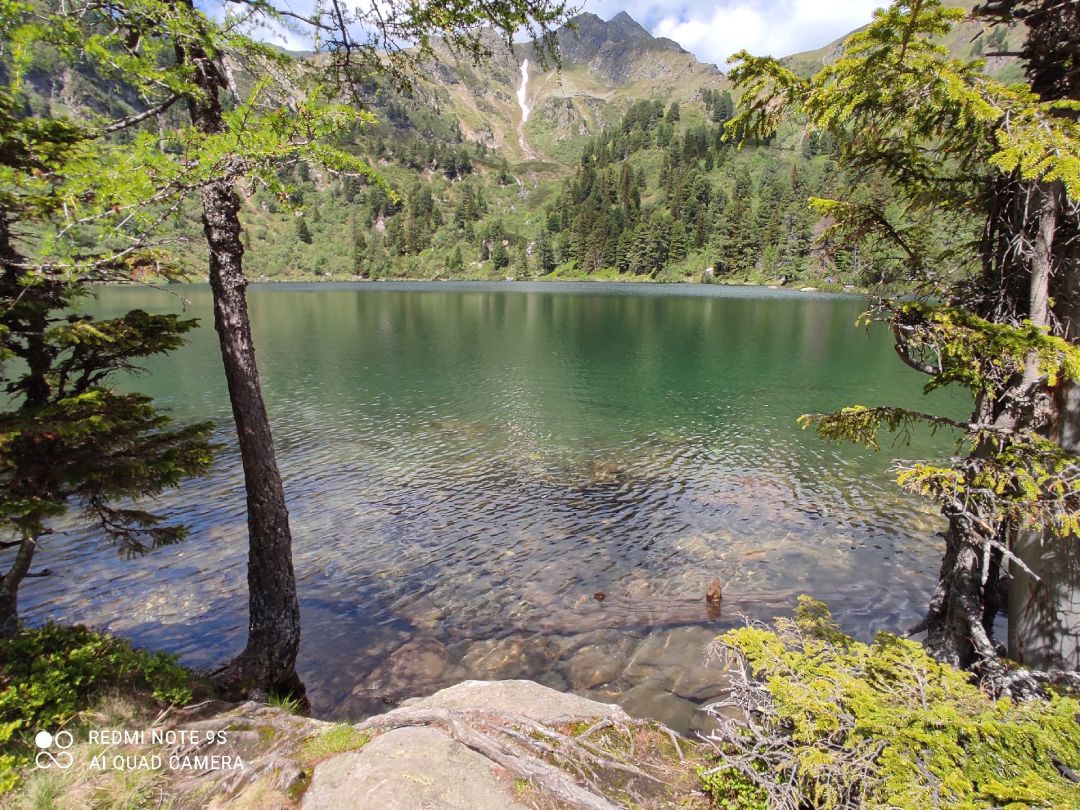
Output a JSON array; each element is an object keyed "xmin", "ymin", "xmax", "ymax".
[{"xmin": 238, "ymin": 82, "xmax": 909, "ymax": 285}]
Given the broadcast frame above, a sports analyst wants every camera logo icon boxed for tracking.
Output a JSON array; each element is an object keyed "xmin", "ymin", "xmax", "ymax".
[{"xmin": 34, "ymin": 730, "xmax": 74, "ymax": 770}]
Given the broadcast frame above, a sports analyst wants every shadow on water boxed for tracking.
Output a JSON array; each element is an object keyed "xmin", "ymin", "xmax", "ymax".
[{"xmin": 11, "ymin": 282, "xmax": 966, "ymax": 729}]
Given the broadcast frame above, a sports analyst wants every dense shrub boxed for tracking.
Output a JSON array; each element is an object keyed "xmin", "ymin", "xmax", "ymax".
[
  {"xmin": 703, "ymin": 597, "xmax": 1080, "ymax": 809},
  {"xmin": 0, "ymin": 624, "xmax": 195, "ymax": 792}
]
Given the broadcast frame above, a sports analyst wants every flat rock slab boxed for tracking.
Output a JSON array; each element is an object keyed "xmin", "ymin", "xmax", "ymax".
[
  {"xmin": 395, "ymin": 679, "xmax": 630, "ymax": 724},
  {"xmin": 301, "ymin": 725, "xmax": 527, "ymax": 810}
]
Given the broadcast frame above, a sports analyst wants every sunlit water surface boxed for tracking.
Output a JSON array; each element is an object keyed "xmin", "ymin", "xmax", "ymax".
[{"xmin": 17, "ymin": 282, "xmax": 967, "ymax": 725}]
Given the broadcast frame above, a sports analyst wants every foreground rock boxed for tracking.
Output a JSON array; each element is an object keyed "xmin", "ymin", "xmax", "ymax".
[
  {"xmin": 301, "ymin": 726, "xmax": 530, "ymax": 810},
  {"xmin": 24, "ymin": 680, "xmax": 718, "ymax": 808},
  {"xmin": 305, "ymin": 680, "xmax": 633, "ymax": 809},
  {"xmin": 396, "ymin": 678, "xmax": 628, "ymax": 723}
]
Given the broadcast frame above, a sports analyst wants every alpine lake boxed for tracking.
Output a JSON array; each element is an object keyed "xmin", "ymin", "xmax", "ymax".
[{"xmin": 23, "ymin": 281, "xmax": 969, "ymax": 732}]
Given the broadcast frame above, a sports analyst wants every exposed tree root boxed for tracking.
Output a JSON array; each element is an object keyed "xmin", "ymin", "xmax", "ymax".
[
  {"xmin": 354, "ymin": 707, "xmax": 698, "ymax": 809},
  {"xmin": 907, "ymin": 592, "xmax": 1080, "ymax": 701},
  {"xmin": 356, "ymin": 707, "xmax": 621, "ymax": 809},
  {"xmin": 206, "ymin": 655, "xmax": 309, "ymax": 710}
]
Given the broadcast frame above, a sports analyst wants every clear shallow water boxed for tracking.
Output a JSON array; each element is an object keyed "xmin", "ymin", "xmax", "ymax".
[{"xmin": 15, "ymin": 282, "xmax": 966, "ymax": 722}]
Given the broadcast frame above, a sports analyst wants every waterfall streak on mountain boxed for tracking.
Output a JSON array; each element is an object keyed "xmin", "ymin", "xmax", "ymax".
[
  {"xmin": 515, "ymin": 59, "xmax": 538, "ymax": 162},
  {"xmin": 516, "ymin": 59, "xmax": 531, "ymax": 123}
]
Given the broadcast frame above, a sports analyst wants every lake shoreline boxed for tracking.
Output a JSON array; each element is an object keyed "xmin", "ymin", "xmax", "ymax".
[
  {"xmin": 110, "ymin": 275, "xmax": 872, "ymax": 298},
  {"xmin": 109, "ymin": 274, "xmax": 872, "ymax": 295}
]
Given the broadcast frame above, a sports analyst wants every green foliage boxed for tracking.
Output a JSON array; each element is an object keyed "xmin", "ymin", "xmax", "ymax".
[
  {"xmin": 713, "ymin": 598, "xmax": 1080, "ymax": 809},
  {"xmin": 730, "ymin": 1, "xmax": 1080, "ymax": 596},
  {"xmin": 804, "ymin": 401, "xmax": 1080, "ymax": 538},
  {"xmin": 530, "ymin": 101, "xmax": 830, "ymax": 282},
  {"xmin": 1, "ymin": 0, "xmax": 384, "ymax": 277},
  {"xmin": 298, "ymin": 725, "xmax": 370, "ymax": 765},
  {"xmin": 0, "ymin": 26, "xmax": 218, "ymax": 633},
  {"xmin": 891, "ymin": 302, "xmax": 1080, "ymax": 396},
  {"xmin": 697, "ymin": 766, "xmax": 767, "ymax": 810},
  {"xmin": 799, "ymin": 298, "xmax": 1080, "ymax": 539},
  {"xmin": 726, "ymin": 0, "xmax": 1078, "ymax": 282},
  {"xmin": 0, "ymin": 624, "xmax": 195, "ymax": 793},
  {"xmin": 0, "ymin": 278, "xmax": 216, "ymax": 556},
  {"xmin": 297, "ymin": 217, "xmax": 313, "ymax": 245},
  {"xmin": 267, "ymin": 692, "xmax": 303, "ymax": 715}
]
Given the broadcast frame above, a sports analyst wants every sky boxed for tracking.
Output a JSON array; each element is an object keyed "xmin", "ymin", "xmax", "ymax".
[
  {"xmin": 219, "ymin": 0, "xmax": 886, "ymax": 66},
  {"xmin": 581, "ymin": 0, "xmax": 884, "ymax": 65}
]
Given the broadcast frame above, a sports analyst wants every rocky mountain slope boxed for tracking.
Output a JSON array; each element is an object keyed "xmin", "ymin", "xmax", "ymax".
[{"xmin": 412, "ymin": 12, "xmax": 726, "ymax": 168}]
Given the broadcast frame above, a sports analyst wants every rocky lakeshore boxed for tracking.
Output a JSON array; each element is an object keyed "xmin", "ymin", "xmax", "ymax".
[{"xmin": 340, "ymin": 623, "xmax": 739, "ymax": 738}]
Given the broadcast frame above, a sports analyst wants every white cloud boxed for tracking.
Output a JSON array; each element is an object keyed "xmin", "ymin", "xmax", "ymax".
[
  {"xmin": 210, "ymin": 0, "xmax": 883, "ymax": 65},
  {"xmin": 583, "ymin": 0, "xmax": 883, "ymax": 66}
]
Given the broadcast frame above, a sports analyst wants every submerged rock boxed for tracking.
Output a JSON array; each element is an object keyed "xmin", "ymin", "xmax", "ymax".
[
  {"xmin": 625, "ymin": 626, "xmax": 733, "ymax": 700},
  {"xmin": 353, "ymin": 638, "xmax": 464, "ymax": 702},
  {"xmin": 619, "ymin": 681, "xmax": 697, "ymax": 735},
  {"xmin": 565, "ymin": 643, "xmax": 627, "ymax": 690},
  {"xmin": 459, "ymin": 635, "xmax": 546, "ymax": 680}
]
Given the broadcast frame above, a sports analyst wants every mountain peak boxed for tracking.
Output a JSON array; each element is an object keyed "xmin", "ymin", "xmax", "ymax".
[
  {"xmin": 606, "ymin": 11, "xmax": 651, "ymax": 40},
  {"xmin": 550, "ymin": 9, "xmax": 683, "ymax": 66}
]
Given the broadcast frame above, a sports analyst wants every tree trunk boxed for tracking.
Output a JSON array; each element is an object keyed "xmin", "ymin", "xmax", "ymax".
[
  {"xmin": 200, "ymin": 177, "xmax": 301, "ymax": 695},
  {"xmin": 175, "ymin": 9, "xmax": 301, "ymax": 696},
  {"xmin": 919, "ymin": 182, "xmax": 1060, "ymax": 675},
  {"xmin": 919, "ymin": 405, "xmax": 1008, "ymax": 671},
  {"xmin": 918, "ymin": 176, "xmax": 1080, "ymax": 688},
  {"xmin": 970, "ymin": 0, "xmax": 1080, "ymax": 684},
  {"xmin": 0, "ymin": 227, "xmax": 51, "ymax": 638},
  {"xmin": 0, "ymin": 535, "xmax": 36, "ymax": 638},
  {"xmin": 1008, "ymin": 183, "xmax": 1080, "ymax": 671}
]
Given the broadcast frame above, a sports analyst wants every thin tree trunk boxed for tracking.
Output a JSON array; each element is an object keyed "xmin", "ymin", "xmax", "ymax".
[
  {"xmin": 0, "ymin": 535, "xmax": 36, "ymax": 638},
  {"xmin": 919, "ymin": 404, "xmax": 1007, "ymax": 671},
  {"xmin": 200, "ymin": 177, "xmax": 301, "ymax": 695},
  {"xmin": 174, "ymin": 8, "xmax": 301, "ymax": 696},
  {"xmin": 0, "ymin": 227, "xmax": 50, "ymax": 638}
]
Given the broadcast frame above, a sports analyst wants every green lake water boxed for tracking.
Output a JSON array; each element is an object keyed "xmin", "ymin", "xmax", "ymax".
[{"xmin": 19, "ymin": 281, "xmax": 967, "ymax": 722}]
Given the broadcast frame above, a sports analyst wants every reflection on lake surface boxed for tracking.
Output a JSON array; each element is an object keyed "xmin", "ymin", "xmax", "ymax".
[{"xmin": 16, "ymin": 282, "xmax": 966, "ymax": 729}]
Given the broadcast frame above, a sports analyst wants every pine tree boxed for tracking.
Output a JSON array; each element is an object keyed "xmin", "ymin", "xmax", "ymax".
[
  {"xmin": 728, "ymin": 0, "xmax": 1080, "ymax": 684},
  {"xmin": 720, "ymin": 168, "xmax": 754, "ymax": 275},
  {"xmin": 296, "ymin": 217, "xmax": 313, "ymax": 244},
  {"xmin": 536, "ymin": 227, "xmax": 556, "ymax": 274},
  {"xmin": 0, "ymin": 87, "xmax": 214, "ymax": 636},
  {"xmin": 492, "ymin": 238, "xmax": 509, "ymax": 270},
  {"xmin": 513, "ymin": 244, "xmax": 529, "ymax": 279},
  {"xmin": 447, "ymin": 245, "xmax": 464, "ymax": 275},
  {"xmin": 367, "ymin": 232, "xmax": 389, "ymax": 279},
  {"xmin": 712, "ymin": 90, "xmax": 734, "ymax": 124},
  {"xmin": 351, "ymin": 217, "xmax": 367, "ymax": 276}
]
